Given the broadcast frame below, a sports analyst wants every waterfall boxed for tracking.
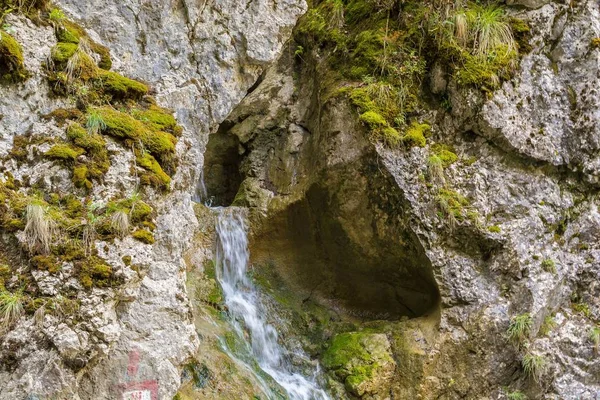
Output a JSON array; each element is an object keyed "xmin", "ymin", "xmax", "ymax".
[{"xmin": 214, "ymin": 208, "xmax": 330, "ymax": 400}]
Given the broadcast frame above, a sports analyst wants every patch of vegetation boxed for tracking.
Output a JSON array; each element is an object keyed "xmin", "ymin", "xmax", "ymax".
[
  {"xmin": 0, "ymin": 29, "xmax": 29, "ymax": 83},
  {"xmin": 403, "ymin": 121, "xmax": 430, "ymax": 148},
  {"xmin": 572, "ymin": 302, "xmax": 591, "ymax": 318},
  {"xmin": 522, "ymin": 352, "xmax": 546, "ymax": 382},
  {"xmin": 296, "ymin": 0, "xmax": 527, "ymax": 146},
  {"xmin": 322, "ymin": 331, "xmax": 392, "ymax": 396},
  {"xmin": 77, "ymin": 256, "xmax": 113, "ymax": 289},
  {"xmin": 506, "ymin": 390, "xmax": 527, "ymax": 400},
  {"xmin": 488, "ymin": 225, "xmax": 501, "ymax": 233},
  {"xmin": 427, "ymin": 155, "xmax": 445, "ymax": 184},
  {"xmin": 437, "ymin": 188, "xmax": 474, "ymax": 228},
  {"xmin": 590, "ymin": 326, "xmax": 600, "ymax": 354},
  {"xmin": 45, "ymin": 143, "xmax": 84, "ymax": 161},
  {"xmin": 507, "ymin": 313, "xmax": 532, "ymax": 345},
  {"xmin": 132, "ymin": 229, "xmax": 154, "ymax": 244},
  {"xmin": 0, "ymin": 289, "xmax": 23, "ymax": 331},
  {"xmin": 539, "ymin": 315, "xmax": 556, "ymax": 337},
  {"xmin": 541, "ymin": 258, "xmax": 556, "ymax": 274}
]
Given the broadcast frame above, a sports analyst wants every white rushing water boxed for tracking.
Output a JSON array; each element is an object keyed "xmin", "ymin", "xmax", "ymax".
[{"xmin": 215, "ymin": 208, "xmax": 330, "ymax": 400}]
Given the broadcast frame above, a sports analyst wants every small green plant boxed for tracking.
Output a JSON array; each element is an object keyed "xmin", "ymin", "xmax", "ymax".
[
  {"xmin": 539, "ymin": 315, "xmax": 556, "ymax": 336},
  {"xmin": 427, "ymin": 155, "xmax": 445, "ymax": 185},
  {"xmin": 294, "ymin": 45, "xmax": 304, "ymax": 58},
  {"xmin": 507, "ymin": 313, "xmax": 532, "ymax": 344},
  {"xmin": 507, "ymin": 390, "xmax": 527, "ymax": 400},
  {"xmin": 48, "ymin": 8, "xmax": 66, "ymax": 24},
  {"xmin": 0, "ymin": 289, "xmax": 24, "ymax": 331},
  {"xmin": 572, "ymin": 302, "xmax": 591, "ymax": 318},
  {"xmin": 86, "ymin": 109, "xmax": 107, "ymax": 134},
  {"xmin": 522, "ymin": 352, "xmax": 546, "ymax": 382},
  {"xmin": 488, "ymin": 225, "xmax": 501, "ymax": 233},
  {"xmin": 589, "ymin": 326, "xmax": 600, "ymax": 354},
  {"xmin": 541, "ymin": 259, "xmax": 556, "ymax": 274},
  {"xmin": 83, "ymin": 204, "xmax": 100, "ymax": 256}
]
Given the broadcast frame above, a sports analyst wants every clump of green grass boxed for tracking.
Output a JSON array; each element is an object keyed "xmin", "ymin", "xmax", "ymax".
[
  {"xmin": 541, "ymin": 259, "xmax": 556, "ymax": 274},
  {"xmin": 439, "ymin": 4, "xmax": 519, "ymax": 90},
  {"xmin": 522, "ymin": 352, "xmax": 546, "ymax": 382},
  {"xmin": 48, "ymin": 8, "xmax": 65, "ymax": 24},
  {"xmin": 0, "ymin": 289, "xmax": 24, "ymax": 332},
  {"xmin": 437, "ymin": 188, "xmax": 472, "ymax": 229},
  {"xmin": 506, "ymin": 390, "xmax": 527, "ymax": 400},
  {"xmin": 86, "ymin": 109, "xmax": 107, "ymax": 134},
  {"xmin": 507, "ymin": 313, "xmax": 532, "ymax": 344},
  {"xmin": 427, "ymin": 155, "xmax": 445, "ymax": 185},
  {"xmin": 110, "ymin": 211, "xmax": 130, "ymax": 239}
]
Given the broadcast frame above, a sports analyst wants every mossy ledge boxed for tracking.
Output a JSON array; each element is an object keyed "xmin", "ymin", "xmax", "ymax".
[
  {"xmin": 295, "ymin": 0, "xmax": 529, "ymax": 147},
  {"xmin": 39, "ymin": 8, "xmax": 182, "ymax": 192}
]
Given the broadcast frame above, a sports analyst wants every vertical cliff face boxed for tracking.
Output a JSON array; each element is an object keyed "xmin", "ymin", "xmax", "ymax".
[
  {"xmin": 0, "ymin": 1, "xmax": 305, "ymax": 399},
  {"xmin": 2, "ymin": 0, "xmax": 600, "ymax": 399},
  {"xmin": 201, "ymin": 0, "xmax": 600, "ymax": 399}
]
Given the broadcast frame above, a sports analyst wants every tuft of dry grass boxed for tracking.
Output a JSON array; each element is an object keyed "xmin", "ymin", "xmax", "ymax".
[
  {"xmin": 110, "ymin": 211, "xmax": 130, "ymax": 239},
  {"xmin": 24, "ymin": 203, "xmax": 54, "ymax": 255}
]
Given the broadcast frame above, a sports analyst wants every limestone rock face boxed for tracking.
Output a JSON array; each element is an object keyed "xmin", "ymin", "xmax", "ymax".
[
  {"xmin": 479, "ymin": 1, "xmax": 600, "ymax": 183},
  {"xmin": 198, "ymin": 0, "xmax": 600, "ymax": 398},
  {"xmin": 0, "ymin": 1, "xmax": 305, "ymax": 399}
]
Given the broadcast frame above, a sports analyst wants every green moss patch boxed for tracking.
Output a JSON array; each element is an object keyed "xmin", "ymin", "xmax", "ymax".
[
  {"xmin": 323, "ymin": 331, "xmax": 394, "ymax": 397},
  {"xmin": 0, "ymin": 30, "xmax": 29, "ymax": 83},
  {"xmin": 98, "ymin": 70, "xmax": 148, "ymax": 99},
  {"xmin": 77, "ymin": 256, "xmax": 114, "ymax": 288},
  {"xmin": 132, "ymin": 229, "xmax": 154, "ymax": 244},
  {"xmin": 45, "ymin": 143, "xmax": 84, "ymax": 161},
  {"xmin": 430, "ymin": 143, "xmax": 458, "ymax": 167},
  {"xmin": 132, "ymin": 105, "xmax": 182, "ymax": 136},
  {"xmin": 403, "ymin": 121, "xmax": 430, "ymax": 148}
]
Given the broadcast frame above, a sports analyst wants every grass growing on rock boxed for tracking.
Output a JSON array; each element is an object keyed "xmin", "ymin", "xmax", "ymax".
[
  {"xmin": 39, "ymin": 8, "xmax": 182, "ymax": 191},
  {"xmin": 522, "ymin": 352, "xmax": 546, "ymax": 382},
  {"xmin": 296, "ymin": 0, "xmax": 527, "ymax": 146},
  {"xmin": 507, "ymin": 313, "xmax": 532, "ymax": 345}
]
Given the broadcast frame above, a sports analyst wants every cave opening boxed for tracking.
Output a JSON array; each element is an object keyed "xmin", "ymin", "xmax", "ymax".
[
  {"xmin": 203, "ymin": 122, "xmax": 440, "ymax": 321},
  {"xmin": 202, "ymin": 122, "xmax": 244, "ymax": 207},
  {"xmin": 249, "ymin": 160, "xmax": 440, "ymax": 321}
]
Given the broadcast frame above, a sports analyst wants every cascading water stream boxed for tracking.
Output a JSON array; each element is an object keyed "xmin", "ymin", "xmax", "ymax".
[{"xmin": 215, "ymin": 208, "xmax": 330, "ymax": 400}]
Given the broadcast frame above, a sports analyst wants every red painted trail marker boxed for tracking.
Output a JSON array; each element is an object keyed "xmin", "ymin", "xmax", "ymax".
[{"xmin": 117, "ymin": 350, "xmax": 159, "ymax": 400}]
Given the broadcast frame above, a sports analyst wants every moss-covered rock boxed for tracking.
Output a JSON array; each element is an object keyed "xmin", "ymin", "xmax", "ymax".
[
  {"xmin": 402, "ymin": 121, "xmax": 430, "ymax": 148},
  {"xmin": 132, "ymin": 105, "xmax": 183, "ymax": 136},
  {"xmin": 45, "ymin": 144, "xmax": 84, "ymax": 161},
  {"xmin": 50, "ymin": 42, "xmax": 78, "ymax": 64},
  {"xmin": 94, "ymin": 107, "xmax": 175, "ymax": 155},
  {"xmin": 54, "ymin": 20, "xmax": 112, "ymax": 69},
  {"xmin": 137, "ymin": 152, "xmax": 171, "ymax": 190},
  {"xmin": 77, "ymin": 256, "xmax": 114, "ymax": 288},
  {"xmin": 132, "ymin": 229, "xmax": 155, "ymax": 244},
  {"xmin": 0, "ymin": 31, "xmax": 29, "ymax": 83},
  {"xmin": 98, "ymin": 70, "xmax": 148, "ymax": 99},
  {"xmin": 323, "ymin": 331, "xmax": 396, "ymax": 398}
]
